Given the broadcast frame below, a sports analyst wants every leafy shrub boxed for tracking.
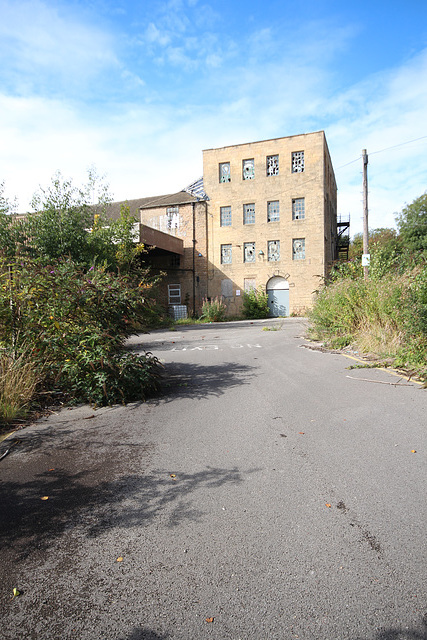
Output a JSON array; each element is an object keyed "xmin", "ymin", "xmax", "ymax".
[
  {"xmin": 0, "ymin": 258, "xmax": 162, "ymax": 406},
  {"xmin": 242, "ymin": 287, "xmax": 270, "ymax": 319},
  {"xmin": 200, "ymin": 297, "xmax": 227, "ymax": 322}
]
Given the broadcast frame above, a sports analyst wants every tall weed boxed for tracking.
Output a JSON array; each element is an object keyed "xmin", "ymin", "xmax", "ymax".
[{"xmin": 0, "ymin": 352, "xmax": 40, "ymax": 423}]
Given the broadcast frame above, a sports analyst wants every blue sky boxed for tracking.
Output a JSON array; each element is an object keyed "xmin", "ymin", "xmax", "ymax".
[{"xmin": 1, "ymin": 0, "xmax": 427, "ymax": 236}]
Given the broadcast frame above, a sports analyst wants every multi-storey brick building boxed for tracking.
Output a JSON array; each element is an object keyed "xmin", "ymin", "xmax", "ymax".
[
  {"xmin": 203, "ymin": 130, "xmax": 337, "ymax": 316},
  {"xmin": 106, "ymin": 130, "xmax": 337, "ymax": 317}
]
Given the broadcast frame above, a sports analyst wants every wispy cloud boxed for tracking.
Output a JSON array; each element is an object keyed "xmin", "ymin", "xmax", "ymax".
[
  {"xmin": 1, "ymin": 0, "xmax": 426, "ymax": 237},
  {"xmin": 0, "ymin": 0, "xmax": 118, "ymax": 96}
]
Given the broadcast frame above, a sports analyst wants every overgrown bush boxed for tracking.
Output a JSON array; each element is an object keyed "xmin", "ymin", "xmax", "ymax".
[
  {"xmin": 309, "ymin": 268, "xmax": 427, "ymax": 379},
  {"xmin": 242, "ymin": 287, "xmax": 270, "ymax": 319},
  {"xmin": 0, "ymin": 173, "xmax": 165, "ymax": 419},
  {"xmin": 200, "ymin": 296, "xmax": 227, "ymax": 322},
  {"xmin": 0, "ymin": 258, "xmax": 162, "ymax": 408}
]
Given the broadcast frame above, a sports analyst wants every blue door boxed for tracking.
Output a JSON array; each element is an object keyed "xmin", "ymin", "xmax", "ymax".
[{"xmin": 267, "ymin": 289, "xmax": 289, "ymax": 317}]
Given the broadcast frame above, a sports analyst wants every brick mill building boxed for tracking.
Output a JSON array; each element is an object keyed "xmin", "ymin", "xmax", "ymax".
[{"xmin": 106, "ymin": 130, "xmax": 338, "ymax": 317}]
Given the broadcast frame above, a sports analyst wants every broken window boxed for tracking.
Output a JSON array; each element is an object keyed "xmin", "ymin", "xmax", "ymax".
[
  {"xmin": 292, "ymin": 151, "xmax": 305, "ymax": 173},
  {"xmin": 243, "ymin": 203, "xmax": 255, "ymax": 224},
  {"xmin": 244, "ymin": 242, "xmax": 256, "ymax": 263},
  {"xmin": 243, "ymin": 159, "xmax": 254, "ymax": 180},
  {"xmin": 268, "ymin": 240, "xmax": 280, "ymax": 262},
  {"xmin": 292, "ymin": 197, "xmax": 305, "ymax": 220},
  {"xmin": 266, "ymin": 155, "xmax": 279, "ymax": 176},
  {"xmin": 166, "ymin": 206, "xmax": 179, "ymax": 230},
  {"xmin": 267, "ymin": 200, "xmax": 280, "ymax": 222},
  {"xmin": 168, "ymin": 283, "xmax": 181, "ymax": 304},
  {"xmin": 219, "ymin": 162, "xmax": 231, "ymax": 183},
  {"xmin": 220, "ymin": 206, "xmax": 232, "ymax": 226},
  {"xmin": 221, "ymin": 244, "xmax": 232, "ymax": 264},
  {"xmin": 292, "ymin": 238, "xmax": 305, "ymax": 260}
]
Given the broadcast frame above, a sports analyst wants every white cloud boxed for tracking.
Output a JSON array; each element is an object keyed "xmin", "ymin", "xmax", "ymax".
[
  {"xmin": 1, "ymin": 2, "xmax": 426, "ymax": 242},
  {"xmin": 0, "ymin": 0, "xmax": 118, "ymax": 94},
  {"xmin": 328, "ymin": 49, "xmax": 427, "ymax": 235}
]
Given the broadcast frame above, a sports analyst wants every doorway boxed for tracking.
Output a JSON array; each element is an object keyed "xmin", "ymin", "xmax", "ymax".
[{"xmin": 266, "ymin": 277, "xmax": 289, "ymax": 317}]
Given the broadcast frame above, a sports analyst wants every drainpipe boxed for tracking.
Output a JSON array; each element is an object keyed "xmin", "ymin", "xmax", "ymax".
[{"xmin": 192, "ymin": 202, "xmax": 196, "ymax": 317}]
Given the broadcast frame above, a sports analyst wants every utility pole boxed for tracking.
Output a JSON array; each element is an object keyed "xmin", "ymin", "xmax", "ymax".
[{"xmin": 362, "ymin": 149, "xmax": 369, "ymax": 280}]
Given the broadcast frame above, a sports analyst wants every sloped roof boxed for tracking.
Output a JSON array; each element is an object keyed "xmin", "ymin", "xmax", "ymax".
[{"xmin": 103, "ymin": 187, "xmax": 207, "ymax": 221}]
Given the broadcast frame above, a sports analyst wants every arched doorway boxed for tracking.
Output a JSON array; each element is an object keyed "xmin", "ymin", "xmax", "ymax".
[{"xmin": 266, "ymin": 277, "xmax": 289, "ymax": 317}]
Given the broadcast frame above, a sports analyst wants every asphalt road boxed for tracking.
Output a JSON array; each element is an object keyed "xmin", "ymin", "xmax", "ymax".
[{"xmin": 1, "ymin": 318, "xmax": 426, "ymax": 640}]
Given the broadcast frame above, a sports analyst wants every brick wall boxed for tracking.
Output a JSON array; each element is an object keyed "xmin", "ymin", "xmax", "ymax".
[{"xmin": 202, "ymin": 131, "xmax": 337, "ymax": 315}]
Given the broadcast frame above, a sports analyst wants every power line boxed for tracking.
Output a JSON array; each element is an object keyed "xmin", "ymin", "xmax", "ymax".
[
  {"xmin": 335, "ymin": 134, "xmax": 427, "ymax": 172},
  {"xmin": 369, "ymin": 134, "xmax": 427, "ymax": 157}
]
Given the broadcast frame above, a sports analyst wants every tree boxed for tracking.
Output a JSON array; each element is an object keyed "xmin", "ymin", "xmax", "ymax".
[
  {"xmin": 396, "ymin": 192, "xmax": 427, "ymax": 255},
  {"xmin": 0, "ymin": 182, "xmax": 25, "ymax": 259},
  {"xmin": 10, "ymin": 169, "xmax": 145, "ymax": 272},
  {"xmin": 26, "ymin": 169, "xmax": 113, "ymax": 265}
]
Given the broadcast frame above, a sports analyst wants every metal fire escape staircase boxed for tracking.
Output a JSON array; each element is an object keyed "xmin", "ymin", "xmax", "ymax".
[{"xmin": 337, "ymin": 214, "xmax": 350, "ymax": 261}]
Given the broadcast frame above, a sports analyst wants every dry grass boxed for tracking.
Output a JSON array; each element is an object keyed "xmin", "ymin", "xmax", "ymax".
[
  {"xmin": 354, "ymin": 318, "xmax": 406, "ymax": 358},
  {"xmin": 0, "ymin": 352, "xmax": 40, "ymax": 424}
]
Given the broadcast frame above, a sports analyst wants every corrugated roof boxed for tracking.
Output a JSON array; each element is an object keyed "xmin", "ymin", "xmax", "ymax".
[{"xmin": 184, "ymin": 177, "xmax": 208, "ymax": 200}]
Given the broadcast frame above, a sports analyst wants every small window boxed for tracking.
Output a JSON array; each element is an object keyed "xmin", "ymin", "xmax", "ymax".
[
  {"xmin": 292, "ymin": 198, "xmax": 305, "ymax": 220},
  {"xmin": 244, "ymin": 242, "xmax": 256, "ymax": 263},
  {"xmin": 244, "ymin": 278, "xmax": 256, "ymax": 292},
  {"xmin": 292, "ymin": 238, "xmax": 305, "ymax": 260},
  {"xmin": 170, "ymin": 255, "xmax": 181, "ymax": 267},
  {"xmin": 243, "ymin": 203, "xmax": 255, "ymax": 225},
  {"xmin": 220, "ymin": 206, "xmax": 232, "ymax": 227},
  {"xmin": 242, "ymin": 159, "xmax": 254, "ymax": 180},
  {"xmin": 219, "ymin": 162, "xmax": 231, "ymax": 183},
  {"xmin": 166, "ymin": 206, "xmax": 179, "ymax": 229},
  {"xmin": 292, "ymin": 151, "xmax": 304, "ymax": 173},
  {"xmin": 266, "ymin": 155, "xmax": 279, "ymax": 176},
  {"xmin": 267, "ymin": 200, "xmax": 280, "ymax": 222},
  {"xmin": 221, "ymin": 244, "xmax": 232, "ymax": 264},
  {"xmin": 268, "ymin": 240, "xmax": 280, "ymax": 262},
  {"xmin": 168, "ymin": 283, "xmax": 181, "ymax": 304}
]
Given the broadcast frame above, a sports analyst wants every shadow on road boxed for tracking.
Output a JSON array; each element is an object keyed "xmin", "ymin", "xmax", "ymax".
[
  {"xmin": 355, "ymin": 622, "xmax": 427, "ymax": 640},
  {"xmin": 157, "ymin": 361, "xmax": 257, "ymax": 402},
  {"xmin": 119, "ymin": 629, "xmax": 170, "ymax": 640},
  {"xmin": 0, "ymin": 464, "xmax": 259, "ymax": 560}
]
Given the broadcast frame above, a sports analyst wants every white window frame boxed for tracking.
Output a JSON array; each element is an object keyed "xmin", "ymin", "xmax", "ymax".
[
  {"xmin": 220, "ymin": 206, "xmax": 232, "ymax": 227},
  {"xmin": 267, "ymin": 200, "xmax": 280, "ymax": 222},
  {"xmin": 168, "ymin": 283, "xmax": 181, "ymax": 304},
  {"xmin": 292, "ymin": 197, "xmax": 305, "ymax": 220},
  {"xmin": 221, "ymin": 244, "xmax": 232, "ymax": 265}
]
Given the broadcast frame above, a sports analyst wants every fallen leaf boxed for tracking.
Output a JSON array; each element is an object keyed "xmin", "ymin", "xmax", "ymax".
[
  {"xmin": 170, "ymin": 474, "xmax": 176, "ymax": 478},
  {"xmin": 48, "ymin": 468, "xmax": 55, "ymax": 472},
  {"xmin": 41, "ymin": 496, "xmax": 49, "ymax": 501},
  {"xmin": 325, "ymin": 503, "xmax": 332, "ymax": 508},
  {"xmin": 411, "ymin": 450, "xmax": 417, "ymax": 453},
  {"xmin": 206, "ymin": 617, "xmax": 214, "ymax": 623},
  {"xmin": 298, "ymin": 432, "xmax": 305, "ymax": 435},
  {"xmin": 12, "ymin": 588, "xmax": 21, "ymax": 598},
  {"xmin": 116, "ymin": 557, "xmax": 123, "ymax": 562}
]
